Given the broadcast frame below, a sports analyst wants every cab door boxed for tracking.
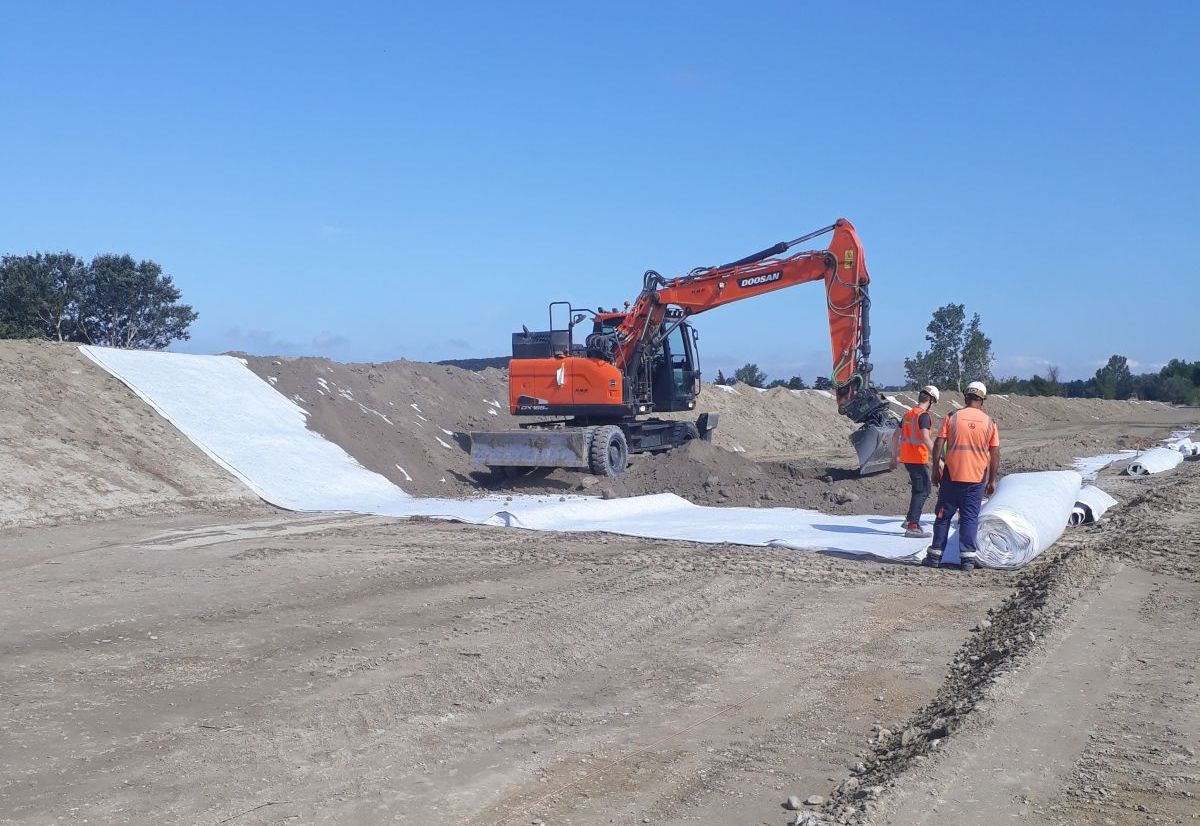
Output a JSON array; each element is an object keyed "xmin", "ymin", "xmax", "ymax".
[{"xmin": 651, "ymin": 322, "xmax": 701, "ymax": 412}]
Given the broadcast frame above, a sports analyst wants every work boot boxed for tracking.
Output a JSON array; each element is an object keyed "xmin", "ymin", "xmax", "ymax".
[
  {"xmin": 959, "ymin": 559, "xmax": 976, "ymax": 573},
  {"xmin": 905, "ymin": 522, "xmax": 932, "ymax": 539},
  {"xmin": 922, "ymin": 549, "xmax": 942, "ymax": 568}
]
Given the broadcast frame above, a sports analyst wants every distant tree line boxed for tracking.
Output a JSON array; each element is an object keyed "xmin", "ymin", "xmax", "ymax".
[
  {"xmin": 436, "ymin": 356, "xmax": 509, "ymax": 371},
  {"xmin": 713, "ymin": 365, "xmax": 832, "ymax": 391},
  {"xmin": 718, "ymin": 301, "xmax": 1198, "ymax": 406},
  {"xmin": 992, "ymin": 356, "xmax": 1200, "ymax": 404},
  {"xmin": 0, "ymin": 252, "xmax": 197, "ymax": 349}
]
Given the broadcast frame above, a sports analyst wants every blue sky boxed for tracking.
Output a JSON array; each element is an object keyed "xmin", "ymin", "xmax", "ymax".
[{"xmin": 2, "ymin": 1, "xmax": 1196, "ymax": 384}]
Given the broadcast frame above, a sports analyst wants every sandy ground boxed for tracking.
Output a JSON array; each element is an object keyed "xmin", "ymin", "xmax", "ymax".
[
  {"xmin": 1, "ymin": 510, "xmax": 1008, "ymax": 825},
  {"xmin": 3, "ymin": 341, "xmax": 1198, "ymax": 825},
  {"xmin": 3, "ymin": 462, "xmax": 1198, "ymax": 825},
  {"xmin": 0, "ymin": 342, "xmax": 265, "ymax": 529}
]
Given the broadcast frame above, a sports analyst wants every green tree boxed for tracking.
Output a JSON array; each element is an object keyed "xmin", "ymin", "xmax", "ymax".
[
  {"xmin": 714, "ymin": 369, "xmax": 728, "ymax": 385},
  {"xmin": 786, "ymin": 375, "xmax": 807, "ymax": 390},
  {"xmin": 906, "ymin": 304, "xmax": 995, "ymax": 391},
  {"xmin": 0, "ymin": 253, "xmax": 87, "ymax": 340},
  {"xmin": 74, "ymin": 255, "xmax": 197, "ymax": 348},
  {"xmin": 813, "ymin": 376, "xmax": 833, "ymax": 391},
  {"xmin": 0, "ymin": 252, "xmax": 197, "ymax": 349},
  {"xmin": 1027, "ymin": 365, "xmax": 1062, "ymax": 396},
  {"xmin": 960, "ymin": 312, "xmax": 994, "ymax": 385},
  {"xmin": 733, "ymin": 363, "xmax": 767, "ymax": 388},
  {"xmin": 1093, "ymin": 355, "xmax": 1132, "ymax": 399}
]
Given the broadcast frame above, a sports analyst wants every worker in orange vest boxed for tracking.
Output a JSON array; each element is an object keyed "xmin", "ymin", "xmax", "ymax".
[
  {"xmin": 890, "ymin": 385, "xmax": 940, "ymax": 538},
  {"xmin": 924, "ymin": 381, "xmax": 1001, "ymax": 572}
]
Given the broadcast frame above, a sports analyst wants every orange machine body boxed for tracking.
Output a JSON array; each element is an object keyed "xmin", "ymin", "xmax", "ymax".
[{"xmin": 509, "ymin": 356, "xmax": 626, "ymax": 415}]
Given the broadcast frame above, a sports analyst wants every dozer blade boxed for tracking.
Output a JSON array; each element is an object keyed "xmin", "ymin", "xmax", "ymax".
[
  {"xmin": 850, "ymin": 422, "xmax": 898, "ymax": 476},
  {"xmin": 469, "ymin": 430, "xmax": 591, "ymax": 469}
]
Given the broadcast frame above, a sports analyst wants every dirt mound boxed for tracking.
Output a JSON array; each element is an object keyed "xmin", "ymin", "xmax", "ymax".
[
  {"xmin": 7, "ymin": 339, "xmax": 1192, "ymax": 528},
  {"xmin": 241, "ymin": 354, "xmax": 517, "ymax": 497},
  {"xmin": 661, "ymin": 385, "xmax": 858, "ymax": 462},
  {"xmin": 558, "ymin": 439, "xmax": 916, "ymax": 515},
  {"xmin": 0, "ymin": 341, "xmax": 263, "ymax": 529},
  {"xmin": 240, "ymin": 353, "xmax": 1197, "ymax": 515}
]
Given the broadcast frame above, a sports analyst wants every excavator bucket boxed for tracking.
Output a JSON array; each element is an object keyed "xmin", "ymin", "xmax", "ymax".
[
  {"xmin": 469, "ymin": 429, "xmax": 591, "ymax": 470},
  {"xmin": 850, "ymin": 421, "xmax": 898, "ymax": 476}
]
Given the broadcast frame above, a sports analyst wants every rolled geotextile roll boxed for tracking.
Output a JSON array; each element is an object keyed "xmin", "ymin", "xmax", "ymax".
[
  {"xmin": 1127, "ymin": 447, "xmax": 1184, "ymax": 476},
  {"xmin": 975, "ymin": 471, "xmax": 1082, "ymax": 569},
  {"xmin": 1173, "ymin": 438, "xmax": 1194, "ymax": 455},
  {"xmin": 1069, "ymin": 484, "xmax": 1119, "ymax": 526}
]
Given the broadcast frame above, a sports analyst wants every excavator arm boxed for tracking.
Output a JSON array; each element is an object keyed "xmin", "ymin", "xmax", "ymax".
[{"xmin": 612, "ymin": 219, "xmax": 891, "ymax": 430}]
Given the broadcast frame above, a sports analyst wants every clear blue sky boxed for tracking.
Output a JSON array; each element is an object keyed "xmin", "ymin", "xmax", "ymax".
[{"xmin": 2, "ymin": 1, "xmax": 1196, "ymax": 384}]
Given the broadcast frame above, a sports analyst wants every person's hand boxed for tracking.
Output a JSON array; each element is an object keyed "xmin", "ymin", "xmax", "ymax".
[
  {"xmin": 932, "ymin": 467, "xmax": 942, "ymax": 486},
  {"xmin": 985, "ymin": 478, "xmax": 996, "ymax": 497}
]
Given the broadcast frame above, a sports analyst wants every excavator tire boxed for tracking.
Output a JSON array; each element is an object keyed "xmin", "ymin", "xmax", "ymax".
[{"xmin": 588, "ymin": 425, "xmax": 629, "ymax": 477}]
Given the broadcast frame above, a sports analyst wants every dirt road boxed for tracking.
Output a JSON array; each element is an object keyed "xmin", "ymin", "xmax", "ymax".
[
  {"xmin": 5, "ymin": 464, "xmax": 1197, "ymax": 826},
  {"xmin": 2, "ymin": 512, "xmax": 1008, "ymax": 825},
  {"xmin": 804, "ymin": 461, "xmax": 1200, "ymax": 826}
]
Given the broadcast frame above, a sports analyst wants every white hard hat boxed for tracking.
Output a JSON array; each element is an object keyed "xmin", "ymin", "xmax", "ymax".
[
  {"xmin": 920, "ymin": 385, "xmax": 940, "ymax": 402},
  {"xmin": 966, "ymin": 381, "xmax": 988, "ymax": 400}
]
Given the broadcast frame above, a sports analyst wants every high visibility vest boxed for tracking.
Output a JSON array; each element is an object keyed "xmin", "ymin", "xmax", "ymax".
[
  {"xmin": 941, "ymin": 407, "xmax": 998, "ymax": 483},
  {"xmin": 898, "ymin": 406, "xmax": 931, "ymax": 465}
]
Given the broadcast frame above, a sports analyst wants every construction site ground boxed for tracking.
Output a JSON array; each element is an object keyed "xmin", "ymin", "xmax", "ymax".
[{"xmin": 2, "ymin": 341, "xmax": 1197, "ymax": 825}]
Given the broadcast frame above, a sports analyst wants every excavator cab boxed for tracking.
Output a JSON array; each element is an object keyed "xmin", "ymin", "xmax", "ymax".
[{"xmin": 649, "ymin": 314, "xmax": 701, "ymax": 413}]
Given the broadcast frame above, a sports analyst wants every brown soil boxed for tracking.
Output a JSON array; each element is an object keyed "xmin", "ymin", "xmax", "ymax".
[
  {"xmin": 3, "ymin": 341, "xmax": 1198, "ymax": 826},
  {"xmin": 240, "ymin": 353, "xmax": 1197, "ymax": 517},
  {"xmin": 0, "ymin": 341, "xmax": 264, "ymax": 529}
]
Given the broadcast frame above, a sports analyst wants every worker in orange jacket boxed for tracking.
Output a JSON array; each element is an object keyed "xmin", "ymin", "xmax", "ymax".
[
  {"xmin": 890, "ymin": 385, "xmax": 940, "ymax": 538},
  {"xmin": 924, "ymin": 381, "xmax": 1001, "ymax": 573}
]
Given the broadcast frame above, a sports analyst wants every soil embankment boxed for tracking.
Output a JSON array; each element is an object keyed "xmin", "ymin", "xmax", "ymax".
[
  {"xmin": 243, "ymin": 353, "xmax": 1197, "ymax": 514},
  {"xmin": 0, "ymin": 342, "xmax": 263, "ymax": 529}
]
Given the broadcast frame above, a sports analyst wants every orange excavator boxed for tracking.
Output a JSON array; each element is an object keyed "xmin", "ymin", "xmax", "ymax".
[{"xmin": 469, "ymin": 218, "xmax": 899, "ymax": 476}]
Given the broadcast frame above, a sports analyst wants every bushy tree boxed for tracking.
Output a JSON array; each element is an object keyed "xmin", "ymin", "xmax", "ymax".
[
  {"xmin": 1027, "ymin": 366, "xmax": 1062, "ymax": 396},
  {"xmin": 0, "ymin": 253, "xmax": 87, "ymax": 340},
  {"xmin": 813, "ymin": 376, "xmax": 833, "ymax": 391},
  {"xmin": 1093, "ymin": 355, "xmax": 1133, "ymax": 400},
  {"xmin": 0, "ymin": 252, "xmax": 196, "ymax": 349},
  {"xmin": 904, "ymin": 304, "xmax": 994, "ymax": 391},
  {"xmin": 961, "ymin": 313, "xmax": 994, "ymax": 385},
  {"xmin": 715, "ymin": 369, "xmax": 729, "ymax": 385},
  {"xmin": 733, "ymin": 363, "xmax": 767, "ymax": 388}
]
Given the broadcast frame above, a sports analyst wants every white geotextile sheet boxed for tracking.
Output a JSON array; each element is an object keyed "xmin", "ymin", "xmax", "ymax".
[
  {"xmin": 78, "ymin": 346, "xmax": 940, "ymax": 564},
  {"xmin": 1070, "ymin": 485, "xmax": 1119, "ymax": 526},
  {"xmin": 975, "ymin": 471, "xmax": 1081, "ymax": 569},
  {"xmin": 1127, "ymin": 447, "xmax": 1184, "ymax": 476},
  {"xmin": 1073, "ymin": 450, "xmax": 1136, "ymax": 482}
]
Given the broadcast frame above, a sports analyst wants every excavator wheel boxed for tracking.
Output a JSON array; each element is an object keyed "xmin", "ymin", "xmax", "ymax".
[{"xmin": 588, "ymin": 425, "xmax": 629, "ymax": 477}]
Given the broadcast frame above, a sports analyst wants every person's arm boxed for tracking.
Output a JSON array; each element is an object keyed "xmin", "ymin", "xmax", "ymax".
[
  {"xmin": 889, "ymin": 425, "xmax": 901, "ymax": 470},
  {"xmin": 986, "ymin": 446, "xmax": 1000, "ymax": 496},
  {"xmin": 919, "ymin": 412, "xmax": 934, "ymax": 452},
  {"xmin": 931, "ymin": 437, "xmax": 945, "ymax": 485}
]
